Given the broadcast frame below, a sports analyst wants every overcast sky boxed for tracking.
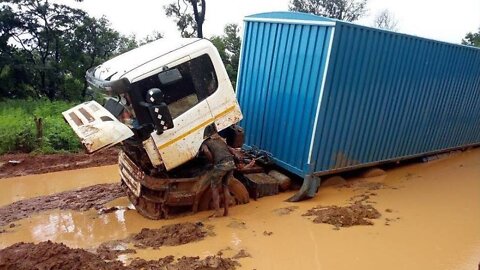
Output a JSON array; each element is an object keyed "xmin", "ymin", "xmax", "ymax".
[{"xmin": 63, "ymin": 0, "xmax": 480, "ymax": 44}]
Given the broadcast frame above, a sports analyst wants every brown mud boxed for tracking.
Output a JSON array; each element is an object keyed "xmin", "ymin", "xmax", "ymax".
[
  {"xmin": 130, "ymin": 222, "xmax": 208, "ymax": 249},
  {"xmin": 0, "ymin": 183, "xmax": 124, "ymax": 227},
  {"xmin": 0, "ymin": 147, "xmax": 119, "ymax": 179},
  {"xmin": 304, "ymin": 178, "xmax": 385, "ymax": 228},
  {"xmin": 303, "ymin": 201, "xmax": 382, "ymax": 228},
  {"xmin": 273, "ymin": 206, "xmax": 299, "ymax": 216},
  {"xmin": 96, "ymin": 240, "xmax": 137, "ymax": 261},
  {"xmin": 0, "ymin": 241, "xmax": 126, "ymax": 270},
  {"xmin": 129, "ymin": 256, "xmax": 239, "ymax": 270},
  {"xmin": 231, "ymin": 249, "xmax": 251, "ymax": 259},
  {"xmin": 0, "ymin": 241, "xmax": 240, "ymax": 270},
  {"xmin": 1, "ymin": 148, "xmax": 480, "ymax": 269}
]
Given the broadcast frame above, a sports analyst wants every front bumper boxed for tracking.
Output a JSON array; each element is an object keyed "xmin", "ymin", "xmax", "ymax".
[
  {"xmin": 118, "ymin": 151, "xmax": 198, "ymax": 206},
  {"xmin": 119, "ymin": 151, "xmax": 143, "ymax": 197}
]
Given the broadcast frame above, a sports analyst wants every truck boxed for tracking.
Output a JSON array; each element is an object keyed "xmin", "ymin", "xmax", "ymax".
[{"xmin": 63, "ymin": 12, "xmax": 480, "ymax": 219}]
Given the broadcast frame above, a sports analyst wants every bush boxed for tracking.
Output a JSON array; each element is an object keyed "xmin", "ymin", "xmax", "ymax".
[{"xmin": 0, "ymin": 99, "xmax": 82, "ymax": 154}]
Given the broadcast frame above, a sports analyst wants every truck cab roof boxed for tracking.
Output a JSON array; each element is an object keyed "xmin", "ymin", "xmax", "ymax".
[{"xmin": 92, "ymin": 38, "xmax": 201, "ymax": 82}]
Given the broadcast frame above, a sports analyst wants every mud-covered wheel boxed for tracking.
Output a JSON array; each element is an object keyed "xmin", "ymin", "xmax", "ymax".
[
  {"xmin": 198, "ymin": 178, "xmax": 250, "ymax": 211},
  {"xmin": 123, "ymin": 183, "xmax": 164, "ymax": 220}
]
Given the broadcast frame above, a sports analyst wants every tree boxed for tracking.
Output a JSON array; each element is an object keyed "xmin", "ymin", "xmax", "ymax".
[
  {"xmin": 210, "ymin": 24, "xmax": 241, "ymax": 88},
  {"xmin": 2, "ymin": 0, "xmax": 86, "ymax": 99},
  {"xmin": 190, "ymin": 0, "xmax": 206, "ymax": 38},
  {"xmin": 1, "ymin": 0, "xmax": 138, "ymax": 100},
  {"xmin": 0, "ymin": 5, "xmax": 32, "ymax": 98},
  {"xmin": 462, "ymin": 28, "xmax": 480, "ymax": 48},
  {"xmin": 62, "ymin": 16, "xmax": 123, "ymax": 98},
  {"xmin": 289, "ymin": 0, "xmax": 367, "ymax": 22},
  {"xmin": 139, "ymin": 31, "xmax": 164, "ymax": 46},
  {"xmin": 164, "ymin": 0, "xmax": 206, "ymax": 38},
  {"xmin": 373, "ymin": 9, "xmax": 398, "ymax": 31}
]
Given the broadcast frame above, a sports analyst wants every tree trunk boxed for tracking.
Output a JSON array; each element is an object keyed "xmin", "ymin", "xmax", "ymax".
[
  {"xmin": 34, "ymin": 117, "xmax": 43, "ymax": 148},
  {"xmin": 191, "ymin": 0, "xmax": 206, "ymax": 38}
]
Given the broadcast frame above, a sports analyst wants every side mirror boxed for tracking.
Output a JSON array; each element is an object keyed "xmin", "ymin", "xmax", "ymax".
[
  {"xmin": 145, "ymin": 88, "xmax": 174, "ymax": 133},
  {"xmin": 148, "ymin": 103, "xmax": 174, "ymax": 134}
]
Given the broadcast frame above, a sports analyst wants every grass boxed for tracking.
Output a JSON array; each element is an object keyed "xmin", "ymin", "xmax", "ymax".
[{"xmin": 0, "ymin": 99, "xmax": 83, "ymax": 154}]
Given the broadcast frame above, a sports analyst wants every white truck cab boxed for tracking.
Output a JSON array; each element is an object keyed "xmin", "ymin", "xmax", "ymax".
[{"xmin": 63, "ymin": 38, "xmax": 242, "ymax": 171}]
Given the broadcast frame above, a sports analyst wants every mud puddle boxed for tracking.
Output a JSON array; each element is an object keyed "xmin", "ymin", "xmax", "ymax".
[
  {"xmin": 0, "ymin": 165, "xmax": 118, "ymax": 206},
  {"xmin": 0, "ymin": 183, "xmax": 124, "ymax": 227},
  {"xmin": 0, "ymin": 241, "xmax": 240, "ymax": 270},
  {"xmin": 1, "ymin": 148, "xmax": 480, "ymax": 269}
]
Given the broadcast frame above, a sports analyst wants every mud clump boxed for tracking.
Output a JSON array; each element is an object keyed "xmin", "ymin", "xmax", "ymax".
[
  {"xmin": 130, "ymin": 256, "xmax": 239, "ymax": 270},
  {"xmin": 131, "ymin": 222, "xmax": 207, "ymax": 249},
  {"xmin": 0, "ymin": 183, "xmax": 124, "ymax": 227},
  {"xmin": 263, "ymin": 231, "xmax": 273, "ymax": 236},
  {"xmin": 336, "ymin": 180, "xmax": 389, "ymax": 191},
  {"xmin": 303, "ymin": 201, "xmax": 381, "ymax": 228},
  {"xmin": 0, "ymin": 241, "xmax": 241, "ymax": 270},
  {"xmin": 232, "ymin": 249, "xmax": 251, "ymax": 259},
  {"xmin": 0, "ymin": 241, "xmax": 126, "ymax": 270},
  {"xmin": 96, "ymin": 240, "xmax": 136, "ymax": 260}
]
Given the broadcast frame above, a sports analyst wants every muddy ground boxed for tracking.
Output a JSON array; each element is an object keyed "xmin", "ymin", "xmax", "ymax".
[
  {"xmin": 130, "ymin": 222, "xmax": 208, "ymax": 249},
  {"xmin": 0, "ymin": 183, "xmax": 124, "ymax": 227},
  {"xmin": 303, "ymin": 201, "xmax": 382, "ymax": 228},
  {"xmin": 0, "ymin": 241, "xmax": 240, "ymax": 270},
  {"xmin": 0, "ymin": 148, "xmax": 479, "ymax": 269},
  {"xmin": 302, "ymin": 180, "xmax": 388, "ymax": 228},
  {"xmin": 0, "ymin": 147, "xmax": 119, "ymax": 179}
]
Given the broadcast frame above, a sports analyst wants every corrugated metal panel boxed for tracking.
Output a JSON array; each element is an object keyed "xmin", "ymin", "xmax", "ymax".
[
  {"xmin": 311, "ymin": 22, "xmax": 480, "ymax": 173},
  {"xmin": 238, "ymin": 12, "xmax": 480, "ymax": 178},
  {"xmin": 237, "ymin": 12, "xmax": 334, "ymax": 175}
]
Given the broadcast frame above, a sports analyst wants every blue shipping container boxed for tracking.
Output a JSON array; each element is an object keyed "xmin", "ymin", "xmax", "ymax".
[{"xmin": 236, "ymin": 12, "xmax": 480, "ymax": 184}]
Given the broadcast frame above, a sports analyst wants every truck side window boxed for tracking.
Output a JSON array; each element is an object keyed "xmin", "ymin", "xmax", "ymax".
[
  {"xmin": 135, "ymin": 54, "xmax": 218, "ymax": 120},
  {"xmin": 189, "ymin": 54, "xmax": 218, "ymax": 99},
  {"xmin": 165, "ymin": 55, "xmax": 218, "ymax": 118}
]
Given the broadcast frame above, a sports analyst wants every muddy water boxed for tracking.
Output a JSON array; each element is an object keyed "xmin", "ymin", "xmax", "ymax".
[
  {"xmin": 1, "ymin": 151, "xmax": 480, "ymax": 269},
  {"xmin": 0, "ymin": 165, "xmax": 117, "ymax": 206}
]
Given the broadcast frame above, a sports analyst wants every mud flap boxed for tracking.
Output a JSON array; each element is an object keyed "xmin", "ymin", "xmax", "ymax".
[
  {"xmin": 62, "ymin": 101, "xmax": 134, "ymax": 153},
  {"xmin": 286, "ymin": 175, "xmax": 321, "ymax": 202}
]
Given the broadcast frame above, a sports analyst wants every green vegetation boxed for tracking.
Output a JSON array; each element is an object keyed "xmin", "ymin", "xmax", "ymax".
[
  {"xmin": 462, "ymin": 28, "xmax": 480, "ymax": 47},
  {"xmin": 0, "ymin": 0, "xmax": 140, "ymax": 101},
  {"xmin": 0, "ymin": 99, "xmax": 82, "ymax": 154},
  {"xmin": 210, "ymin": 24, "xmax": 241, "ymax": 89}
]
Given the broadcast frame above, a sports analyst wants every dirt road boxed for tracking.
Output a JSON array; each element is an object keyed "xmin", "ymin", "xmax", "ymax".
[
  {"xmin": 0, "ymin": 148, "xmax": 118, "ymax": 179},
  {"xmin": 1, "ymin": 149, "xmax": 480, "ymax": 269}
]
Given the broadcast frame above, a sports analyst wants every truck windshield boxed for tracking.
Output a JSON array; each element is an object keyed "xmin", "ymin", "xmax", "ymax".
[{"xmin": 134, "ymin": 54, "xmax": 218, "ymax": 119}]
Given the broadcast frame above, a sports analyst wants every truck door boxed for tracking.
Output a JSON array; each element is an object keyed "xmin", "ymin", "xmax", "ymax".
[
  {"xmin": 194, "ymin": 46, "xmax": 243, "ymax": 131},
  {"xmin": 151, "ymin": 54, "xmax": 219, "ymax": 170}
]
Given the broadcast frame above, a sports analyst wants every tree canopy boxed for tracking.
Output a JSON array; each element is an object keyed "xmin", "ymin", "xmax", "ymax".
[
  {"xmin": 210, "ymin": 24, "xmax": 241, "ymax": 88},
  {"xmin": 0, "ymin": 0, "xmax": 139, "ymax": 100},
  {"xmin": 164, "ymin": 0, "xmax": 206, "ymax": 38},
  {"xmin": 373, "ymin": 9, "xmax": 398, "ymax": 31},
  {"xmin": 289, "ymin": 0, "xmax": 367, "ymax": 22},
  {"xmin": 462, "ymin": 28, "xmax": 480, "ymax": 48}
]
